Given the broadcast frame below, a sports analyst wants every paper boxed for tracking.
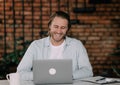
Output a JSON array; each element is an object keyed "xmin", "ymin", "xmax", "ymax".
[{"xmin": 80, "ymin": 76, "xmax": 120, "ymax": 84}]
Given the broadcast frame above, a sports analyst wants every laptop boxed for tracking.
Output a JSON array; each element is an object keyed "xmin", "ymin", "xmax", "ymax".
[{"xmin": 33, "ymin": 59, "xmax": 73, "ymax": 85}]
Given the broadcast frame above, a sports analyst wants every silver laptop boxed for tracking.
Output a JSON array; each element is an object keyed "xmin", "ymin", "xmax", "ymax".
[{"xmin": 33, "ymin": 59, "xmax": 73, "ymax": 84}]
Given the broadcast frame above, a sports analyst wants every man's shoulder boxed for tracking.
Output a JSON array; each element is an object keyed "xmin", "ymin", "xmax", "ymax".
[
  {"xmin": 31, "ymin": 37, "xmax": 49, "ymax": 45},
  {"xmin": 35, "ymin": 37, "xmax": 48, "ymax": 41},
  {"xmin": 66, "ymin": 36, "xmax": 81, "ymax": 43}
]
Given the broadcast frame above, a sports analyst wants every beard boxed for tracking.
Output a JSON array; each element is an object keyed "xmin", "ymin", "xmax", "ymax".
[{"xmin": 50, "ymin": 32, "xmax": 65, "ymax": 43}]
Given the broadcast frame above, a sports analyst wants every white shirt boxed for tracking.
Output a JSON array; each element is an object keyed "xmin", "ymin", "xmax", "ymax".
[{"xmin": 49, "ymin": 40, "xmax": 65, "ymax": 59}]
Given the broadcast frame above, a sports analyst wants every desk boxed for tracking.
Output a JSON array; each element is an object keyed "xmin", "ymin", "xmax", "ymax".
[{"xmin": 0, "ymin": 76, "xmax": 120, "ymax": 85}]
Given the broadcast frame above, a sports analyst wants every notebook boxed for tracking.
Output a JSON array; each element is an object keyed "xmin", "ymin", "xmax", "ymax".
[{"xmin": 33, "ymin": 59, "xmax": 73, "ymax": 84}]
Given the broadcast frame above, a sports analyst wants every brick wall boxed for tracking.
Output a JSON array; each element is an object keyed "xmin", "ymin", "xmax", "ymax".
[{"xmin": 0, "ymin": 0, "xmax": 120, "ymax": 77}]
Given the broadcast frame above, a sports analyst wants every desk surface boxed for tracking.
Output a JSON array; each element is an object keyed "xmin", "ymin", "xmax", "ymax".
[{"xmin": 0, "ymin": 76, "xmax": 120, "ymax": 85}]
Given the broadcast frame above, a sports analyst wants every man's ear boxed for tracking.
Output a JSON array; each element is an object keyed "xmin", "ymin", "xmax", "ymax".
[
  {"xmin": 49, "ymin": 25, "xmax": 52, "ymax": 30},
  {"xmin": 47, "ymin": 26, "xmax": 51, "ymax": 35},
  {"xmin": 49, "ymin": 27, "xmax": 51, "ymax": 31}
]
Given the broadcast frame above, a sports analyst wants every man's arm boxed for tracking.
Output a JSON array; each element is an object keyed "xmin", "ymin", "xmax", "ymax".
[
  {"xmin": 73, "ymin": 41, "xmax": 93, "ymax": 79},
  {"xmin": 17, "ymin": 41, "xmax": 36, "ymax": 80}
]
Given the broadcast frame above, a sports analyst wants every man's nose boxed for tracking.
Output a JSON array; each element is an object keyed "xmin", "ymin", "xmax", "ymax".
[{"xmin": 56, "ymin": 28, "xmax": 62, "ymax": 33}]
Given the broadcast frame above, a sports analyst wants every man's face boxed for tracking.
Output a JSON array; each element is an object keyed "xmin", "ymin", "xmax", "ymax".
[{"xmin": 49, "ymin": 16, "xmax": 68, "ymax": 44}]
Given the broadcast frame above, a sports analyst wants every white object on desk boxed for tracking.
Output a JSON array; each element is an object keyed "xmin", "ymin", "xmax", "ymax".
[
  {"xmin": 80, "ymin": 76, "xmax": 120, "ymax": 84},
  {"xmin": 6, "ymin": 72, "xmax": 20, "ymax": 85}
]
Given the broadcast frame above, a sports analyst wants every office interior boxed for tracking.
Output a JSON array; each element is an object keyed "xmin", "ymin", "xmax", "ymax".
[{"xmin": 0, "ymin": 0, "xmax": 120, "ymax": 79}]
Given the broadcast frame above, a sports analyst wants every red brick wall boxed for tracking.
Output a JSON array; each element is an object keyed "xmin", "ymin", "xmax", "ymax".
[{"xmin": 0, "ymin": 0, "xmax": 120, "ymax": 76}]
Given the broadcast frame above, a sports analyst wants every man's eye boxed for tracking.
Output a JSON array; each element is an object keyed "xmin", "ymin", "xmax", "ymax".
[
  {"xmin": 61, "ymin": 26, "xmax": 67, "ymax": 29},
  {"xmin": 54, "ymin": 26, "xmax": 58, "ymax": 28}
]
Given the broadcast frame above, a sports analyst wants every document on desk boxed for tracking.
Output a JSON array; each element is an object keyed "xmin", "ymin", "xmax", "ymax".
[{"xmin": 80, "ymin": 76, "xmax": 120, "ymax": 84}]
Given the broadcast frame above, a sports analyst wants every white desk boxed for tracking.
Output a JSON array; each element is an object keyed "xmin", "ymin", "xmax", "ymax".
[{"xmin": 0, "ymin": 76, "xmax": 120, "ymax": 85}]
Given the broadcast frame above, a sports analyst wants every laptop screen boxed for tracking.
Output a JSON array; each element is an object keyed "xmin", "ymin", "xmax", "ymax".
[{"xmin": 33, "ymin": 59, "xmax": 73, "ymax": 84}]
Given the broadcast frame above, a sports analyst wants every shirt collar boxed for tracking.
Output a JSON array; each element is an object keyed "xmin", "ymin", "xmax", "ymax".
[{"xmin": 44, "ymin": 36, "xmax": 72, "ymax": 47}]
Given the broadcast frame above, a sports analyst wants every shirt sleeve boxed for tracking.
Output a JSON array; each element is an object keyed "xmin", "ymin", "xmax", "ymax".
[
  {"xmin": 73, "ymin": 41, "xmax": 93, "ymax": 79},
  {"xmin": 17, "ymin": 41, "xmax": 36, "ymax": 80}
]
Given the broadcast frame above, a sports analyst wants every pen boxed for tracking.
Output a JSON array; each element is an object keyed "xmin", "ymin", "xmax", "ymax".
[{"xmin": 96, "ymin": 77, "xmax": 106, "ymax": 81}]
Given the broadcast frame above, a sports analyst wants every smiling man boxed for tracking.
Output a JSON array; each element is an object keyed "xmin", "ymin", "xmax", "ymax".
[
  {"xmin": 17, "ymin": 11, "xmax": 93, "ymax": 80},
  {"xmin": 49, "ymin": 16, "xmax": 68, "ymax": 46}
]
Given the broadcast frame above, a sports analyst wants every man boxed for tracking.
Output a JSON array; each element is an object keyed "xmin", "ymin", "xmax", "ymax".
[{"xmin": 17, "ymin": 11, "xmax": 93, "ymax": 80}]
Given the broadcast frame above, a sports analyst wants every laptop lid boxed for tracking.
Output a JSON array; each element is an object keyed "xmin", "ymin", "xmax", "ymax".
[{"xmin": 33, "ymin": 59, "xmax": 73, "ymax": 84}]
